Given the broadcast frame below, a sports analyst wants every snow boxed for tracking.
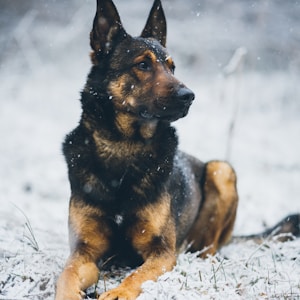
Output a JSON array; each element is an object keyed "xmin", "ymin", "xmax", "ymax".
[{"xmin": 1, "ymin": 0, "xmax": 299, "ymax": 299}]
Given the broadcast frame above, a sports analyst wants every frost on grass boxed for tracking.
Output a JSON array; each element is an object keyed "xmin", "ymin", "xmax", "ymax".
[
  {"xmin": 0, "ymin": 218, "xmax": 66, "ymax": 300},
  {"xmin": 2, "ymin": 216, "xmax": 299, "ymax": 300},
  {"xmin": 140, "ymin": 239, "xmax": 300, "ymax": 300},
  {"xmin": 1, "ymin": 251, "xmax": 62, "ymax": 300}
]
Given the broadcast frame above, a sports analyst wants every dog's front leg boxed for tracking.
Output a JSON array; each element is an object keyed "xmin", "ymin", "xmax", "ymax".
[
  {"xmin": 99, "ymin": 195, "xmax": 176, "ymax": 300},
  {"xmin": 99, "ymin": 252, "xmax": 176, "ymax": 300},
  {"xmin": 55, "ymin": 255, "xmax": 100, "ymax": 300},
  {"xmin": 56, "ymin": 199, "xmax": 111, "ymax": 300}
]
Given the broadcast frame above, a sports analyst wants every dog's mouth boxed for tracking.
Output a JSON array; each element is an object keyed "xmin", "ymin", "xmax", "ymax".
[
  {"xmin": 139, "ymin": 110, "xmax": 155, "ymax": 119},
  {"xmin": 138, "ymin": 103, "xmax": 191, "ymax": 122}
]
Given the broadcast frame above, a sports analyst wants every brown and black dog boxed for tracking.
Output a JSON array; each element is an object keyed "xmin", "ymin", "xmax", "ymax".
[{"xmin": 55, "ymin": 1, "xmax": 300, "ymax": 299}]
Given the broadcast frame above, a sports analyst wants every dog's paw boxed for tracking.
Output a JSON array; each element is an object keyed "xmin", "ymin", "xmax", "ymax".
[{"xmin": 98, "ymin": 287, "xmax": 138, "ymax": 300}]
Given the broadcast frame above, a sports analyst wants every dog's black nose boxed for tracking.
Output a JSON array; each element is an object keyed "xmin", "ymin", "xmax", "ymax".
[{"xmin": 176, "ymin": 87, "xmax": 195, "ymax": 104}]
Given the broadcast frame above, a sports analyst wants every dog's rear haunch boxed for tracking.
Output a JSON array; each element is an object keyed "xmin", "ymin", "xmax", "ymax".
[{"xmin": 55, "ymin": 1, "xmax": 300, "ymax": 299}]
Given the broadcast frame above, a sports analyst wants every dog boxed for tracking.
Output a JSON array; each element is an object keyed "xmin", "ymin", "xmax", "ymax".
[{"xmin": 55, "ymin": 1, "xmax": 300, "ymax": 299}]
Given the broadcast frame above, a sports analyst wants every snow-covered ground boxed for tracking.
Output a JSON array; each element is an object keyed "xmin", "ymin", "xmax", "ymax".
[{"xmin": 1, "ymin": 0, "xmax": 299, "ymax": 299}]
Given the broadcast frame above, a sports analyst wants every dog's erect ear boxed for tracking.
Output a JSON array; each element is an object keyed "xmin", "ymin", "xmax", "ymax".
[
  {"xmin": 141, "ymin": 0, "xmax": 167, "ymax": 47},
  {"xmin": 90, "ymin": 0, "xmax": 127, "ymax": 54}
]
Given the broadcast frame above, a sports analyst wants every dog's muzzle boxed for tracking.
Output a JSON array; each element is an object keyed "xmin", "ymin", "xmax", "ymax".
[
  {"xmin": 172, "ymin": 86, "xmax": 195, "ymax": 119},
  {"xmin": 139, "ymin": 86, "xmax": 195, "ymax": 121}
]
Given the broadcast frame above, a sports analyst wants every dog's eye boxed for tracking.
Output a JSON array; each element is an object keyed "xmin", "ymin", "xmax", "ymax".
[{"xmin": 137, "ymin": 61, "xmax": 151, "ymax": 71}]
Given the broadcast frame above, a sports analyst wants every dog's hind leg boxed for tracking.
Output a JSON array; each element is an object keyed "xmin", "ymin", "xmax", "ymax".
[
  {"xmin": 55, "ymin": 199, "xmax": 110, "ymax": 300},
  {"xmin": 187, "ymin": 161, "xmax": 238, "ymax": 257}
]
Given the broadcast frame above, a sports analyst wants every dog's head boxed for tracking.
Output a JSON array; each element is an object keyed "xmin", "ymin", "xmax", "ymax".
[{"xmin": 89, "ymin": 0, "xmax": 194, "ymax": 123}]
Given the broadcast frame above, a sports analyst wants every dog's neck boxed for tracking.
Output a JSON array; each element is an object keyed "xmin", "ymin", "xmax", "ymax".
[
  {"xmin": 81, "ymin": 90, "xmax": 162, "ymax": 141},
  {"xmin": 115, "ymin": 112, "xmax": 159, "ymax": 140}
]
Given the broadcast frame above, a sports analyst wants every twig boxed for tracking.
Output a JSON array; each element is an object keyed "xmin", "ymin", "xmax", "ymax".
[
  {"xmin": 222, "ymin": 47, "xmax": 247, "ymax": 161},
  {"xmin": 211, "ymin": 263, "xmax": 218, "ymax": 291},
  {"xmin": 11, "ymin": 203, "xmax": 40, "ymax": 252}
]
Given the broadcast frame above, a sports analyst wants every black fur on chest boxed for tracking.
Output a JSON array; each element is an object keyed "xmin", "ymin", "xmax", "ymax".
[{"xmin": 63, "ymin": 115, "xmax": 178, "ymax": 214}]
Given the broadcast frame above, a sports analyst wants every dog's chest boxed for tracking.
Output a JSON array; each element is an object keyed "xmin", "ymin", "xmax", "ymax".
[{"xmin": 93, "ymin": 131, "xmax": 152, "ymax": 162}]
